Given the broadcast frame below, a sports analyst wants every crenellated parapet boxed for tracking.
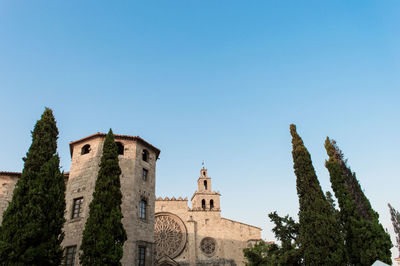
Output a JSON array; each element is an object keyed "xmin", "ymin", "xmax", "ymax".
[{"xmin": 156, "ymin": 196, "xmax": 188, "ymax": 201}]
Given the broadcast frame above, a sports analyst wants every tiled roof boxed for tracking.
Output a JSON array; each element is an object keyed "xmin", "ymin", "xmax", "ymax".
[
  {"xmin": 69, "ymin": 132, "xmax": 161, "ymax": 158},
  {"xmin": 0, "ymin": 171, "xmax": 21, "ymax": 176},
  {"xmin": 0, "ymin": 171, "xmax": 69, "ymax": 178}
]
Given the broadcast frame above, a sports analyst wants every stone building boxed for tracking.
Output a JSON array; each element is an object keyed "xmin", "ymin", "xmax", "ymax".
[
  {"xmin": 0, "ymin": 133, "xmax": 261, "ymax": 266},
  {"xmin": 0, "ymin": 133, "xmax": 160, "ymax": 266},
  {"xmin": 154, "ymin": 167, "xmax": 262, "ymax": 266},
  {"xmin": 63, "ymin": 133, "xmax": 160, "ymax": 266}
]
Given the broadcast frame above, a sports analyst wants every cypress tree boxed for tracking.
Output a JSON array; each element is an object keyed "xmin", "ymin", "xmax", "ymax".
[
  {"xmin": 80, "ymin": 129, "xmax": 127, "ymax": 266},
  {"xmin": 0, "ymin": 108, "xmax": 66, "ymax": 265},
  {"xmin": 290, "ymin": 124, "xmax": 345, "ymax": 265},
  {"xmin": 388, "ymin": 203, "xmax": 400, "ymax": 256},
  {"xmin": 325, "ymin": 138, "xmax": 392, "ymax": 265}
]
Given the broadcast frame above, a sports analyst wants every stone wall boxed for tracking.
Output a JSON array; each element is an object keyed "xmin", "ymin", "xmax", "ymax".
[
  {"xmin": 155, "ymin": 198, "xmax": 261, "ymax": 266},
  {"xmin": 0, "ymin": 172, "xmax": 20, "ymax": 224}
]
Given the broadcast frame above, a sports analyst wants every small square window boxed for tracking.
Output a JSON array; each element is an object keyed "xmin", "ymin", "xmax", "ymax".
[
  {"xmin": 72, "ymin": 197, "xmax": 83, "ymax": 219},
  {"xmin": 142, "ymin": 169, "xmax": 148, "ymax": 181},
  {"xmin": 65, "ymin": 245, "xmax": 77, "ymax": 266},
  {"xmin": 138, "ymin": 246, "xmax": 146, "ymax": 266}
]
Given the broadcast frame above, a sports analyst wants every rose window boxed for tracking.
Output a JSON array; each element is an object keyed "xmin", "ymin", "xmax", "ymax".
[
  {"xmin": 200, "ymin": 237, "xmax": 216, "ymax": 256},
  {"xmin": 154, "ymin": 213, "xmax": 187, "ymax": 260}
]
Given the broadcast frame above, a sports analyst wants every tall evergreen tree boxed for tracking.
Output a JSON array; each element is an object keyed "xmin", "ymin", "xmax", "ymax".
[
  {"xmin": 290, "ymin": 124, "xmax": 345, "ymax": 265},
  {"xmin": 325, "ymin": 138, "xmax": 392, "ymax": 265},
  {"xmin": 0, "ymin": 108, "xmax": 66, "ymax": 265},
  {"xmin": 388, "ymin": 203, "xmax": 400, "ymax": 256},
  {"xmin": 80, "ymin": 129, "xmax": 127, "ymax": 266}
]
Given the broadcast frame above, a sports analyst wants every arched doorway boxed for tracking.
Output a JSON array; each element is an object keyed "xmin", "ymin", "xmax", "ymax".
[{"xmin": 156, "ymin": 255, "xmax": 180, "ymax": 266}]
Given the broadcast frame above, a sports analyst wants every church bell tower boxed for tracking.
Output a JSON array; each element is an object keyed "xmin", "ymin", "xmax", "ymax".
[{"xmin": 191, "ymin": 166, "xmax": 221, "ymax": 211}]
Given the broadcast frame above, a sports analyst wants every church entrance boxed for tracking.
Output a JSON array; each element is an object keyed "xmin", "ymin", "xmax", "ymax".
[{"xmin": 155, "ymin": 255, "xmax": 180, "ymax": 266}]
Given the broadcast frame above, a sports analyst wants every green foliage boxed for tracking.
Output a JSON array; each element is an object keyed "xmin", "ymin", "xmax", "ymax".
[
  {"xmin": 268, "ymin": 212, "xmax": 302, "ymax": 265},
  {"xmin": 243, "ymin": 212, "xmax": 301, "ymax": 266},
  {"xmin": 268, "ymin": 212, "xmax": 299, "ymax": 252},
  {"xmin": 243, "ymin": 241, "xmax": 272, "ymax": 266},
  {"xmin": 0, "ymin": 108, "xmax": 66, "ymax": 265},
  {"xmin": 290, "ymin": 124, "xmax": 346, "ymax": 265},
  {"xmin": 388, "ymin": 203, "xmax": 400, "ymax": 254},
  {"xmin": 325, "ymin": 138, "xmax": 392, "ymax": 265},
  {"xmin": 80, "ymin": 129, "xmax": 127, "ymax": 266}
]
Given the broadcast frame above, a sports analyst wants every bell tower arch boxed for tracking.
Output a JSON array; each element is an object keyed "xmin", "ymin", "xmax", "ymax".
[{"xmin": 191, "ymin": 166, "xmax": 221, "ymax": 211}]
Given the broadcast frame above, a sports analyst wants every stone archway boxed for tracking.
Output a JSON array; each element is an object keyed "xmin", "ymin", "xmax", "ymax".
[{"xmin": 155, "ymin": 255, "xmax": 180, "ymax": 266}]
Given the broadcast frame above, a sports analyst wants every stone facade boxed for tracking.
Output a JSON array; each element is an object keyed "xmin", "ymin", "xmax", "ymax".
[
  {"xmin": 0, "ymin": 172, "xmax": 20, "ymax": 225},
  {"xmin": 154, "ymin": 168, "xmax": 262, "ymax": 266},
  {"xmin": 0, "ymin": 133, "xmax": 262, "ymax": 266},
  {"xmin": 0, "ymin": 133, "xmax": 160, "ymax": 266}
]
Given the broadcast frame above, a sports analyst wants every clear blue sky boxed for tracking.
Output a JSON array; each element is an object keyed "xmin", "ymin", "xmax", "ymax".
[{"xmin": 1, "ymin": 0, "xmax": 399, "ymax": 260}]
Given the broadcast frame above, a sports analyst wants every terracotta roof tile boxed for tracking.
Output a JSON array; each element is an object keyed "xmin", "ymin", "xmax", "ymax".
[
  {"xmin": 0, "ymin": 171, "xmax": 21, "ymax": 176},
  {"xmin": 69, "ymin": 132, "xmax": 161, "ymax": 158}
]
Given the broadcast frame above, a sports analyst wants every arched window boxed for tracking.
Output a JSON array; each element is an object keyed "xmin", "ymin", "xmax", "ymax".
[
  {"xmin": 210, "ymin": 199, "xmax": 214, "ymax": 210},
  {"xmin": 142, "ymin": 149, "xmax": 149, "ymax": 162},
  {"xmin": 116, "ymin": 142, "xmax": 124, "ymax": 155},
  {"xmin": 202, "ymin": 199, "xmax": 206, "ymax": 210},
  {"xmin": 140, "ymin": 199, "xmax": 147, "ymax": 219},
  {"xmin": 81, "ymin": 144, "xmax": 90, "ymax": 155},
  {"xmin": 204, "ymin": 180, "xmax": 207, "ymax": 190}
]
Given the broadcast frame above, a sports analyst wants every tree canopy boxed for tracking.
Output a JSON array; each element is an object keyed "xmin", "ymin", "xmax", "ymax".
[
  {"xmin": 325, "ymin": 138, "xmax": 392, "ymax": 265},
  {"xmin": 80, "ymin": 129, "xmax": 127, "ymax": 266},
  {"xmin": 0, "ymin": 108, "xmax": 66, "ymax": 265},
  {"xmin": 290, "ymin": 125, "xmax": 346, "ymax": 265}
]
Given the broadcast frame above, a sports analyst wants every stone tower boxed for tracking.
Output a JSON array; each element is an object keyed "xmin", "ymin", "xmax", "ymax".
[
  {"xmin": 62, "ymin": 133, "xmax": 160, "ymax": 266},
  {"xmin": 191, "ymin": 167, "xmax": 220, "ymax": 211}
]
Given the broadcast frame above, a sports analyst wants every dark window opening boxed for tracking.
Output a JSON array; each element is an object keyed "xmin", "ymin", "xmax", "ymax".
[
  {"xmin": 204, "ymin": 180, "xmax": 207, "ymax": 190},
  {"xmin": 142, "ymin": 169, "xmax": 148, "ymax": 181},
  {"xmin": 138, "ymin": 246, "xmax": 146, "ymax": 266},
  {"xmin": 65, "ymin": 245, "xmax": 77, "ymax": 266},
  {"xmin": 72, "ymin": 197, "xmax": 83, "ymax": 219},
  {"xmin": 202, "ymin": 199, "xmax": 206, "ymax": 210},
  {"xmin": 116, "ymin": 142, "xmax": 124, "ymax": 155},
  {"xmin": 142, "ymin": 149, "xmax": 149, "ymax": 162},
  {"xmin": 81, "ymin": 144, "xmax": 90, "ymax": 155},
  {"xmin": 210, "ymin": 199, "xmax": 214, "ymax": 210},
  {"xmin": 140, "ymin": 199, "xmax": 147, "ymax": 219}
]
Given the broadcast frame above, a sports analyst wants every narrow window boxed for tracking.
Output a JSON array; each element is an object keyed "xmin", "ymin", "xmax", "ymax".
[
  {"xmin": 204, "ymin": 180, "xmax": 207, "ymax": 190},
  {"xmin": 65, "ymin": 245, "xmax": 77, "ymax": 266},
  {"xmin": 140, "ymin": 199, "xmax": 147, "ymax": 219},
  {"xmin": 138, "ymin": 246, "xmax": 146, "ymax": 266},
  {"xmin": 116, "ymin": 142, "xmax": 124, "ymax": 155},
  {"xmin": 142, "ymin": 169, "xmax": 148, "ymax": 181},
  {"xmin": 210, "ymin": 199, "xmax": 214, "ymax": 210},
  {"xmin": 142, "ymin": 149, "xmax": 149, "ymax": 162},
  {"xmin": 202, "ymin": 199, "xmax": 206, "ymax": 210},
  {"xmin": 71, "ymin": 197, "xmax": 83, "ymax": 219},
  {"xmin": 81, "ymin": 144, "xmax": 90, "ymax": 155}
]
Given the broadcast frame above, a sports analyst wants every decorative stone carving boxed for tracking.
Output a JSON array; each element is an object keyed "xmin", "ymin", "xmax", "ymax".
[
  {"xmin": 154, "ymin": 212, "xmax": 187, "ymax": 260},
  {"xmin": 200, "ymin": 237, "xmax": 216, "ymax": 256}
]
